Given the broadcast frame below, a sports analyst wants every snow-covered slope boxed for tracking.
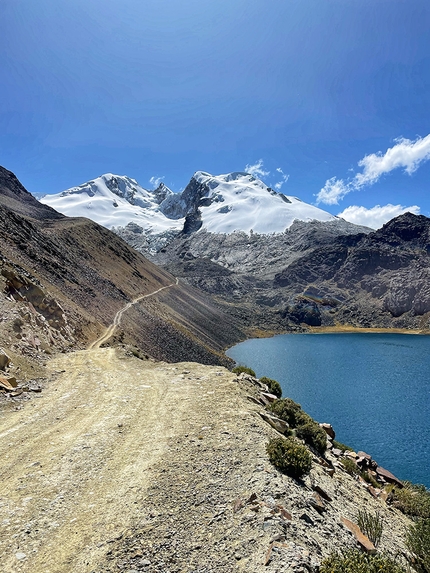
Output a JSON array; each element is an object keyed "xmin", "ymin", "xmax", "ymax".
[
  {"xmin": 40, "ymin": 171, "xmax": 337, "ymax": 247},
  {"xmin": 39, "ymin": 174, "xmax": 185, "ymax": 234},
  {"xmin": 190, "ymin": 171, "xmax": 335, "ymax": 234}
]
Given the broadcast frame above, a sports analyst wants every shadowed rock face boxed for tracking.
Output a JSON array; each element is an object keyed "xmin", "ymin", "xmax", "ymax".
[
  {"xmin": 152, "ymin": 212, "xmax": 430, "ymax": 332},
  {"xmin": 0, "ymin": 166, "xmax": 62, "ymax": 221}
]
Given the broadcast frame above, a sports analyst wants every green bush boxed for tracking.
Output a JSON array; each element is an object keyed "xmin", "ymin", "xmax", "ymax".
[
  {"xmin": 259, "ymin": 376, "xmax": 282, "ymax": 398},
  {"xmin": 360, "ymin": 470, "xmax": 380, "ymax": 489},
  {"xmin": 268, "ymin": 398, "xmax": 304, "ymax": 427},
  {"xmin": 407, "ymin": 519, "xmax": 430, "ymax": 573},
  {"xmin": 320, "ymin": 549, "xmax": 407, "ymax": 573},
  {"xmin": 266, "ymin": 436, "xmax": 312, "ymax": 479},
  {"xmin": 232, "ymin": 365, "xmax": 256, "ymax": 377},
  {"xmin": 295, "ymin": 420, "xmax": 327, "ymax": 455},
  {"xmin": 391, "ymin": 482, "xmax": 430, "ymax": 519},
  {"xmin": 357, "ymin": 509, "xmax": 383, "ymax": 547},
  {"xmin": 340, "ymin": 457, "xmax": 360, "ymax": 476}
]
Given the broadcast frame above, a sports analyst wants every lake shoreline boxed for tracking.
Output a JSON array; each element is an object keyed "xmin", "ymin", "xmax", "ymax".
[
  {"xmin": 244, "ymin": 325, "xmax": 430, "ymax": 343},
  {"xmin": 308, "ymin": 325, "xmax": 430, "ymax": 335},
  {"xmin": 226, "ymin": 332, "xmax": 430, "ymax": 487}
]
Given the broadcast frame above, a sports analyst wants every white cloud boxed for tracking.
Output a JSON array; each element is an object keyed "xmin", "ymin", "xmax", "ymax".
[
  {"xmin": 316, "ymin": 177, "xmax": 350, "ymax": 205},
  {"xmin": 149, "ymin": 175, "xmax": 164, "ymax": 188},
  {"xmin": 316, "ymin": 134, "xmax": 430, "ymax": 205},
  {"xmin": 244, "ymin": 159, "xmax": 270, "ymax": 179},
  {"xmin": 337, "ymin": 204, "xmax": 421, "ymax": 230},
  {"xmin": 274, "ymin": 167, "xmax": 290, "ymax": 190}
]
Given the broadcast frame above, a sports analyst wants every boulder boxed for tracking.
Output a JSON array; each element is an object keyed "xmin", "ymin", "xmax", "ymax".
[
  {"xmin": 0, "ymin": 349, "xmax": 10, "ymax": 370},
  {"xmin": 320, "ymin": 423, "xmax": 335, "ymax": 439},
  {"xmin": 375, "ymin": 466, "xmax": 403, "ymax": 488},
  {"xmin": 259, "ymin": 412, "xmax": 289, "ymax": 434}
]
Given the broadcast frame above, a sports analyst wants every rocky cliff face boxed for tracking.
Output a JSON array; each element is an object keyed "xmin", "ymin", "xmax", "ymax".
[{"xmin": 153, "ymin": 213, "xmax": 430, "ymax": 333}]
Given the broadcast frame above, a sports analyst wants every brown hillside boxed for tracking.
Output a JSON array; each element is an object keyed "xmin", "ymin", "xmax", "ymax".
[{"xmin": 0, "ymin": 167, "xmax": 244, "ymax": 386}]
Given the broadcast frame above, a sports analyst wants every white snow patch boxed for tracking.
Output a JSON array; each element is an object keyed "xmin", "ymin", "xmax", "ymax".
[{"xmin": 41, "ymin": 171, "xmax": 335, "ymax": 241}]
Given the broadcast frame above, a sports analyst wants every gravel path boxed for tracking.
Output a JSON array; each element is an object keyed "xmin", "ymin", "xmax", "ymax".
[{"xmin": 88, "ymin": 278, "xmax": 179, "ymax": 350}]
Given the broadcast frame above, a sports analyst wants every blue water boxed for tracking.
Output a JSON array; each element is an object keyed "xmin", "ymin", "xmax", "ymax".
[{"xmin": 227, "ymin": 333, "xmax": 430, "ymax": 488}]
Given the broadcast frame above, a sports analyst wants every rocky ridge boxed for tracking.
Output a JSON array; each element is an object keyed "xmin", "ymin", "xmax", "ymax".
[{"xmin": 152, "ymin": 213, "xmax": 430, "ymax": 333}]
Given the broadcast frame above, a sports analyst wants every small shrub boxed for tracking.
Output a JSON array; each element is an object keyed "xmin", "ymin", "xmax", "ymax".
[
  {"xmin": 260, "ymin": 376, "xmax": 282, "ymax": 398},
  {"xmin": 391, "ymin": 482, "xmax": 430, "ymax": 519},
  {"xmin": 360, "ymin": 470, "xmax": 380, "ymax": 489},
  {"xmin": 295, "ymin": 420, "xmax": 327, "ymax": 455},
  {"xmin": 266, "ymin": 436, "xmax": 312, "ymax": 479},
  {"xmin": 332, "ymin": 439, "xmax": 353, "ymax": 452},
  {"xmin": 340, "ymin": 457, "xmax": 360, "ymax": 476},
  {"xmin": 268, "ymin": 398, "xmax": 304, "ymax": 427},
  {"xmin": 320, "ymin": 549, "xmax": 407, "ymax": 573},
  {"xmin": 357, "ymin": 509, "xmax": 383, "ymax": 547},
  {"xmin": 407, "ymin": 518, "xmax": 430, "ymax": 573},
  {"xmin": 232, "ymin": 365, "xmax": 256, "ymax": 377}
]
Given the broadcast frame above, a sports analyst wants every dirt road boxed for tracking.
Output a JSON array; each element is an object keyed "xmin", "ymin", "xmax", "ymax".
[
  {"xmin": 0, "ymin": 347, "xmax": 275, "ymax": 573},
  {"xmin": 0, "ymin": 317, "xmax": 411, "ymax": 572},
  {"xmin": 88, "ymin": 278, "xmax": 179, "ymax": 350}
]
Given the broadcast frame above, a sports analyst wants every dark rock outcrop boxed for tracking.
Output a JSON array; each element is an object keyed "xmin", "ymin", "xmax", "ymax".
[{"xmin": 153, "ymin": 212, "xmax": 430, "ymax": 333}]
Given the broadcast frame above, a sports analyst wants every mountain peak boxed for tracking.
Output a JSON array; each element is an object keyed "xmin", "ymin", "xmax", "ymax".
[
  {"xmin": 40, "ymin": 169, "xmax": 343, "ymax": 248},
  {"xmin": 0, "ymin": 165, "xmax": 63, "ymax": 221}
]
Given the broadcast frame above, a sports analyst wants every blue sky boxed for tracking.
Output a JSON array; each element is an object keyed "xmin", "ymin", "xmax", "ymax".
[{"xmin": 1, "ymin": 0, "xmax": 430, "ymax": 228}]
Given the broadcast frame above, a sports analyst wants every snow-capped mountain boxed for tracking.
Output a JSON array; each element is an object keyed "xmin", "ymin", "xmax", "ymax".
[
  {"xmin": 39, "ymin": 173, "xmax": 184, "ymax": 235},
  {"xmin": 40, "ymin": 170, "xmax": 336, "ymax": 242}
]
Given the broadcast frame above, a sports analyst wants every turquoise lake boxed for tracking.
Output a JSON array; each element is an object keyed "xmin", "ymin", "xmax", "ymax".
[{"xmin": 226, "ymin": 333, "xmax": 430, "ymax": 488}]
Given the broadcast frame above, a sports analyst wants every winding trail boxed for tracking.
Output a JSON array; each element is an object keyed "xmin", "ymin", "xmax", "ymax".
[{"xmin": 88, "ymin": 277, "xmax": 179, "ymax": 350}]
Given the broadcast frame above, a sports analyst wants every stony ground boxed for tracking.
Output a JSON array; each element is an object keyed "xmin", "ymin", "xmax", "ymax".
[{"xmin": 0, "ymin": 346, "xmax": 412, "ymax": 573}]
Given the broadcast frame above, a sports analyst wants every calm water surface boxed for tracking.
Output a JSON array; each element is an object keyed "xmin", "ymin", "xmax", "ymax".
[{"xmin": 227, "ymin": 333, "xmax": 430, "ymax": 488}]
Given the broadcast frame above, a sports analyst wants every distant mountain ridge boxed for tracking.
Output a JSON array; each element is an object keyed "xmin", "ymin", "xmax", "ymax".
[
  {"xmin": 40, "ymin": 171, "xmax": 347, "ymax": 253},
  {"xmin": 37, "ymin": 167, "xmax": 430, "ymax": 335}
]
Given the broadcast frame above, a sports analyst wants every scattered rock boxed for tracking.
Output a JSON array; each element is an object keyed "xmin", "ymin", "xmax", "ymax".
[
  {"xmin": 368, "ymin": 486, "xmax": 382, "ymax": 499},
  {"xmin": 233, "ymin": 498, "xmax": 244, "ymax": 513},
  {"xmin": 308, "ymin": 492, "xmax": 327, "ymax": 514},
  {"xmin": 260, "ymin": 392, "xmax": 278, "ymax": 403},
  {"xmin": 0, "ymin": 375, "xmax": 18, "ymax": 391},
  {"xmin": 276, "ymin": 504, "xmax": 292, "ymax": 520},
  {"xmin": 0, "ymin": 348, "xmax": 10, "ymax": 370},
  {"xmin": 299, "ymin": 512, "xmax": 315, "ymax": 526},
  {"xmin": 15, "ymin": 552, "xmax": 26, "ymax": 560},
  {"xmin": 312, "ymin": 485, "xmax": 333, "ymax": 502},
  {"xmin": 259, "ymin": 412, "xmax": 289, "ymax": 434},
  {"xmin": 247, "ymin": 395, "xmax": 264, "ymax": 406},
  {"xmin": 341, "ymin": 517, "xmax": 377, "ymax": 554}
]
